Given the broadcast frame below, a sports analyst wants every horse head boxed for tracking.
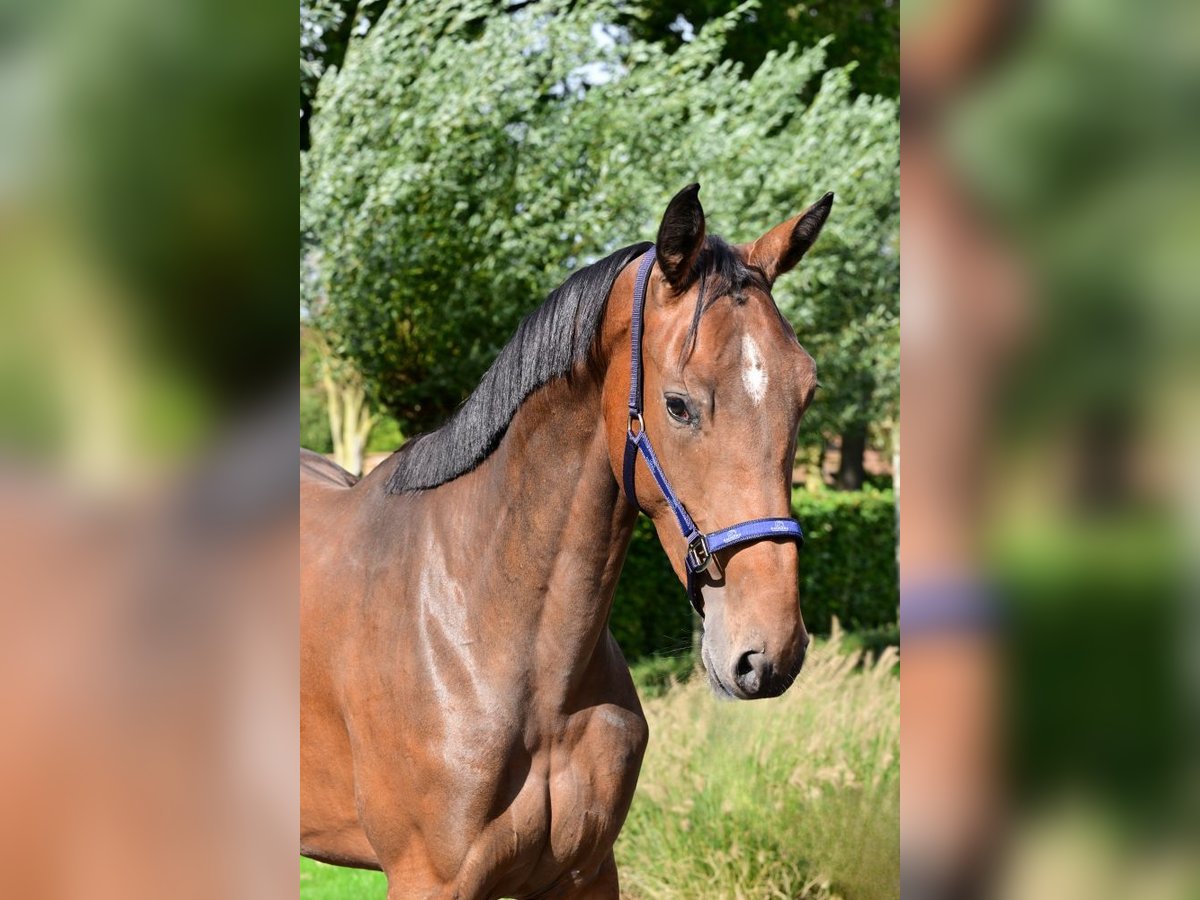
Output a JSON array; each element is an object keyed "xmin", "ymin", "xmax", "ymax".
[{"xmin": 605, "ymin": 183, "xmax": 832, "ymax": 700}]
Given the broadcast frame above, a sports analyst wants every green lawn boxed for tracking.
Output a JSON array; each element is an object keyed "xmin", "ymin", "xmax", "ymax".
[
  {"xmin": 300, "ymin": 858, "xmax": 385, "ymax": 899},
  {"xmin": 301, "ymin": 633, "xmax": 899, "ymax": 899}
]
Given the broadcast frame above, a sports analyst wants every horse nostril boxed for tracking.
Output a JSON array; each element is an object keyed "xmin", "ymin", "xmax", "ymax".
[{"xmin": 734, "ymin": 650, "xmax": 770, "ymax": 696}]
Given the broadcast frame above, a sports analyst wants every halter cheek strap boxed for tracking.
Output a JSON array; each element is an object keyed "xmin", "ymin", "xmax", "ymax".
[{"xmin": 621, "ymin": 247, "xmax": 804, "ymax": 616}]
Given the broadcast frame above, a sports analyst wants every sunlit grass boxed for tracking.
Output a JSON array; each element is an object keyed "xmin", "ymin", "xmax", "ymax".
[
  {"xmin": 300, "ymin": 857, "xmax": 385, "ymax": 899},
  {"xmin": 300, "ymin": 632, "xmax": 899, "ymax": 899},
  {"xmin": 616, "ymin": 632, "xmax": 899, "ymax": 899}
]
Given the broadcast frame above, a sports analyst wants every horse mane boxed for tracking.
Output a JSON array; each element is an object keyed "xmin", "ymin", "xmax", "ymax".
[
  {"xmin": 384, "ymin": 241, "xmax": 651, "ymax": 494},
  {"xmin": 384, "ymin": 235, "xmax": 763, "ymax": 494}
]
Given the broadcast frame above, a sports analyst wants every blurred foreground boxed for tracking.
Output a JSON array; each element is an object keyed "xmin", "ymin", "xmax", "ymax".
[
  {"xmin": 901, "ymin": 0, "xmax": 1200, "ymax": 897},
  {"xmin": 0, "ymin": 0, "xmax": 295, "ymax": 897}
]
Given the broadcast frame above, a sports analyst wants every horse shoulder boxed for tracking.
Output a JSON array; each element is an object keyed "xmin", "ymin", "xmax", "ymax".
[{"xmin": 539, "ymin": 640, "xmax": 648, "ymax": 882}]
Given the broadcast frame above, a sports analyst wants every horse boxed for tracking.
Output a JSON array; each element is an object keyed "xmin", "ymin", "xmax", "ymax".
[{"xmin": 300, "ymin": 183, "xmax": 833, "ymax": 899}]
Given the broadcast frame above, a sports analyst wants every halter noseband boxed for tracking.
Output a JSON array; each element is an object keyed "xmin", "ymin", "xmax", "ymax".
[{"xmin": 621, "ymin": 247, "xmax": 805, "ymax": 616}]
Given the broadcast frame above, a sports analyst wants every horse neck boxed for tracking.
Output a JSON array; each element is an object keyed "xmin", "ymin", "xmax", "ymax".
[
  {"xmin": 387, "ymin": 267, "xmax": 643, "ymax": 700},
  {"xmin": 492, "ymin": 369, "xmax": 633, "ymax": 667},
  {"xmin": 436, "ymin": 362, "xmax": 636, "ymax": 694}
]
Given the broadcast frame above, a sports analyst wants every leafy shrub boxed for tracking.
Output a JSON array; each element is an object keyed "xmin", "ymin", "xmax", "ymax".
[
  {"xmin": 791, "ymin": 487, "xmax": 898, "ymax": 634},
  {"xmin": 300, "ymin": 388, "xmax": 333, "ymax": 453},
  {"xmin": 301, "ymin": 326, "xmax": 405, "ymax": 456},
  {"xmin": 365, "ymin": 416, "xmax": 404, "ymax": 453},
  {"xmin": 610, "ymin": 517, "xmax": 695, "ymax": 663},
  {"xmin": 610, "ymin": 489, "xmax": 898, "ymax": 660},
  {"xmin": 842, "ymin": 624, "xmax": 902, "ymax": 663},
  {"xmin": 628, "ymin": 652, "xmax": 698, "ymax": 701}
]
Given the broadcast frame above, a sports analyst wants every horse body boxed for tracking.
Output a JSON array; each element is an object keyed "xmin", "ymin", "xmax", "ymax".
[
  {"xmin": 301, "ymin": 363, "xmax": 647, "ymax": 898},
  {"xmin": 301, "ymin": 185, "xmax": 833, "ymax": 898}
]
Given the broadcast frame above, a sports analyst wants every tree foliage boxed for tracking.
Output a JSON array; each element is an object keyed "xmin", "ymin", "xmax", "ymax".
[
  {"xmin": 301, "ymin": 0, "xmax": 392, "ymax": 149},
  {"xmin": 627, "ymin": 0, "xmax": 899, "ymax": 98},
  {"xmin": 302, "ymin": 0, "xmax": 897, "ymax": 446}
]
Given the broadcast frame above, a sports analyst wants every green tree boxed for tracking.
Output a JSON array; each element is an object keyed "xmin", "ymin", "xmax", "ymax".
[
  {"xmin": 301, "ymin": 0, "xmax": 394, "ymax": 149},
  {"xmin": 627, "ymin": 0, "xmax": 899, "ymax": 98},
  {"xmin": 302, "ymin": 0, "xmax": 897, "ymax": 462},
  {"xmin": 301, "ymin": 323, "xmax": 408, "ymax": 462},
  {"xmin": 300, "ymin": 327, "xmax": 334, "ymax": 453}
]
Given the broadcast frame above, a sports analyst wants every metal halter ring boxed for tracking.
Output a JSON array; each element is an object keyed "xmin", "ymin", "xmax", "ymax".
[{"xmin": 685, "ymin": 533, "xmax": 712, "ymax": 573}]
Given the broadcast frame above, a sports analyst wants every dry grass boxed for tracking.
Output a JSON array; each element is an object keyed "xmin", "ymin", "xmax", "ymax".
[{"xmin": 615, "ymin": 631, "xmax": 899, "ymax": 900}]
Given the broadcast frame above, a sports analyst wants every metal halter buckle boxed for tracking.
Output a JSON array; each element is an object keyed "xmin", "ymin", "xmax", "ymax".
[
  {"xmin": 686, "ymin": 533, "xmax": 711, "ymax": 573},
  {"xmin": 628, "ymin": 412, "xmax": 644, "ymax": 437}
]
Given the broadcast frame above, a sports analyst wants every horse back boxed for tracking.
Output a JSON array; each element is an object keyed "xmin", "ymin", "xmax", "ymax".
[{"xmin": 300, "ymin": 447, "xmax": 359, "ymax": 489}]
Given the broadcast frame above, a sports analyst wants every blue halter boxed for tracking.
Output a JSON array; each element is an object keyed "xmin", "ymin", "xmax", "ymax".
[{"xmin": 621, "ymin": 247, "xmax": 804, "ymax": 616}]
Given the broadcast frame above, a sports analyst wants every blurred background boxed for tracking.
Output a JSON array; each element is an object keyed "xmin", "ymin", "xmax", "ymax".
[{"xmin": 901, "ymin": 0, "xmax": 1200, "ymax": 897}]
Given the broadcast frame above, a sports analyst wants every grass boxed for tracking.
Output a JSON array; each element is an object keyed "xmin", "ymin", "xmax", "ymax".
[
  {"xmin": 616, "ymin": 632, "xmax": 899, "ymax": 899},
  {"xmin": 300, "ymin": 632, "xmax": 899, "ymax": 899},
  {"xmin": 300, "ymin": 858, "xmax": 385, "ymax": 899}
]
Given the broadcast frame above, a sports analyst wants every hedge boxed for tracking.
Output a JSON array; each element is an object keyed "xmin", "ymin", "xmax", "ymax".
[
  {"xmin": 609, "ymin": 488, "xmax": 898, "ymax": 661},
  {"xmin": 790, "ymin": 487, "xmax": 899, "ymax": 634}
]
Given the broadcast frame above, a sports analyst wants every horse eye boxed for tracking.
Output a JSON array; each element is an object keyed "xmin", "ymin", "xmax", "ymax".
[{"xmin": 665, "ymin": 395, "xmax": 691, "ymax": 423}]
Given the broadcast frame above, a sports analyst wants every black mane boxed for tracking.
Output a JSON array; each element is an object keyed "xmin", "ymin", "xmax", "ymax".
[
  {"xmin": 384, "ymin": 235, "xmax": 762, "ymax": 494},
  {"xmin": 384, "ymin": 242, "xmax": 651, "ymax": 493}
]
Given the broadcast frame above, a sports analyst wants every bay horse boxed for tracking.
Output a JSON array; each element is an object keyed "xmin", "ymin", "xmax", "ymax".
[{"xmin": 301, "ymin": 183, "xmax": 833, "ymax": 899}]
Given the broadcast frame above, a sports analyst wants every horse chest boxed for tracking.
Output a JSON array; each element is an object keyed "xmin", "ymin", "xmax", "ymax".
[
  {"xmin": 425, "ymin": 702, "xmax": 647, "ymax": 897},
  {"xmin": 538, "ymin": 704, "xmax": 649, "ymax": 878}
]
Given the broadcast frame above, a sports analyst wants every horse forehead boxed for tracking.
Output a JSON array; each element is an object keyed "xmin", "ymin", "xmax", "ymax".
[{"xmin": 699, "ymin": 298, "xmax": 804, "ymax": 379}]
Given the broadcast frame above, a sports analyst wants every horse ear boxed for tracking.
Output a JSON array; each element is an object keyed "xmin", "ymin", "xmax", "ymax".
[
  {"xmin": 747, "ymin": 192, "xmax": 834, "ymax": 284},
  {"xmin": 655, "ymin": 183, "xmax": 706, "ymax": 291}
]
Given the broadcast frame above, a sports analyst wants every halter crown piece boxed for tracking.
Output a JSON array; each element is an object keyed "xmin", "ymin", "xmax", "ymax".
[{"xmin": 621, "ymin": 247, "xmax": 805, "ymax": 616}]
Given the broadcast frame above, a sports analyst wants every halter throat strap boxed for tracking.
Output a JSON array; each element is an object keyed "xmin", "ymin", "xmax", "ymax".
[{"xmin": 620, "ymin": 247, "xmax": 804, "ymax": 616}]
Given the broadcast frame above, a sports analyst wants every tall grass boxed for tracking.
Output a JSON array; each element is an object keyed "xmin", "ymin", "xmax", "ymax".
[
  {"xmin": 299, "ymin": 633, "xmax": 898, "ymax": 899},
  {"xmin": 616, "ymin": 633, "xmax": 899, "ymax": 899}
]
